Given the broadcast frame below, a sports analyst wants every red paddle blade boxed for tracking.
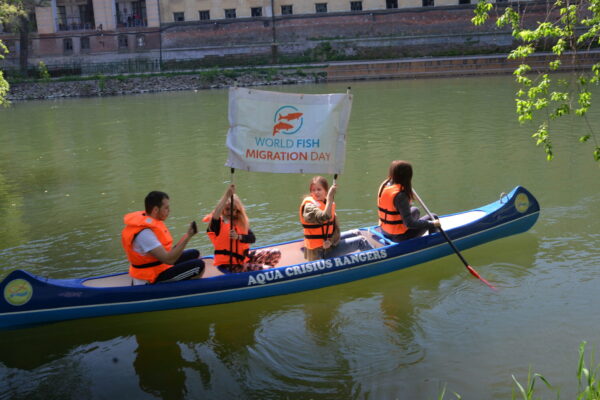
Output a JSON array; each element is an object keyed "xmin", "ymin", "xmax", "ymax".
[{"xmin": 466, "ymin": 265, "xmax": 497, "ymax": 291}]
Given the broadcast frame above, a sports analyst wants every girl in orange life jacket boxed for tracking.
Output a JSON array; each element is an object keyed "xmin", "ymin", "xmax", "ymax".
[
  {"xmin": 300, "ymin": 176, "xmax": 371, "ymax": 261},
  {"xmin": 205, "ymin": 184, "xmax": 281, "ymax": 273},
  {"xmin": 377, "ymin": 160, "xmax": 441, "ymax": 242}
]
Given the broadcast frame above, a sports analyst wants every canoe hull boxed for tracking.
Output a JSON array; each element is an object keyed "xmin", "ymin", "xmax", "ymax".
[{"xmin": 0, "ymin": 186, "xmax": 540, "ymax": 330}]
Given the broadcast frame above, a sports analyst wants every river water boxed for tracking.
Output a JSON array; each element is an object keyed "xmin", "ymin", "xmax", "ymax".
[{"xmin": 0, "ymin": 76, "xmax": 598, "ymax": 399}]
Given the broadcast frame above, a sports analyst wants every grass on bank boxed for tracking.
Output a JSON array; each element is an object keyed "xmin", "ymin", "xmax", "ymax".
[
  {"xmin": 6, "ymin": 64, "xmax": 325, "ymax": 85},
  {"xmin": 440, "ymin": 342, "xmax": 599, "ymax": 400}
]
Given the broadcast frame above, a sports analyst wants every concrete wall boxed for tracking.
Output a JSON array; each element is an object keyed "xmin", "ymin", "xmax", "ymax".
[{"xmin": 0, "ymin": 2, "xmax": 552, "ymax": 71}]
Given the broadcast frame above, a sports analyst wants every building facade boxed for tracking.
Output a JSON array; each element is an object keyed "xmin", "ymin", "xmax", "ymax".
[{"xmin": 0, "ymin": 0, "xmax": 519, "ymax": 72}]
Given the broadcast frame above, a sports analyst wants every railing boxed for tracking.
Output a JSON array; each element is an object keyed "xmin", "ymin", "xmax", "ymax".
[
  {"xmin": 116, "ymin": 18, "xmax": 148, "ymax": 28},
  {"xmin": 57, "ymin": 20, "xmax": 96, "ymax": 31}
]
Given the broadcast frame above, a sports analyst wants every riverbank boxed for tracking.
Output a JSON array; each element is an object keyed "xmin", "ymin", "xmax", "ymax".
[
  {"xmin": 6, "ymin": 50, "xmax": 600, "ymax": 101},
  {"xmin": 5, "ymin": 69, "xmax": 323, "ymax": 101}
]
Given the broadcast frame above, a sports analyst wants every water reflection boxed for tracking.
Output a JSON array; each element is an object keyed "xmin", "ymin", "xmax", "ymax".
[
  {"xmin": 1, "ymin": 77, "xmax": 599, "ymax": 399},
  {"xmin": 0, "ymin": 172, "xmax": 27, "ymax": 249},
  {"xmin": 0, "ymin": 269, "xmax": 463, "ymax": 399},
  {"xmin": 134, "ymin": 333, "xmax": 194, "ymax": 400}
]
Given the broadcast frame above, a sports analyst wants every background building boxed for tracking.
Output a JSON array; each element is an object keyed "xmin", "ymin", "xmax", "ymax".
[{"xmin": 0, "ymin": 0, "xmax": 528, "ymax": 75}]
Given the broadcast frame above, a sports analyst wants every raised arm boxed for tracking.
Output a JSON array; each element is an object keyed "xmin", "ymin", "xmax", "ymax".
[
  {"xmin": 212, "ymin": 184, "xmax": 235, "ymax": 221},
  {"xmin": 148, "ymin": 221, "xmax": 197, "ymax": 265}
]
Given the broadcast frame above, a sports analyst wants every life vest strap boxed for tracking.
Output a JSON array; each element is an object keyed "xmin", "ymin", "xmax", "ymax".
[
  {"xmin": 378, "ymin": 206, "xmax": 400, "ymax": 215},
  {"xmin": 304, "ymin": 233, "xmax": 332, "ymax": 239},
  {"xmin": 214, "ymin": 249, "xmax": 245, "ymax": 261},
  {"xmin": 301, "ymin": 221, "xmax": 334, "ymax": 229},
  {"xmin": 132, "ymin": 260, "xmax": 162, "ymax": 269},
  {"xmin": 379, "ymin": 218, "xmax": 404, "ymax": 225}
]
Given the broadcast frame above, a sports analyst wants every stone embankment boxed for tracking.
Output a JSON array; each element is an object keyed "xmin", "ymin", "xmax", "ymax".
[
  {"xmin": 8, "ymin": 51, "xmax": 600, "ymax": 101},
  {"xmin": 6, "ymin": 72, "xmax": 320, "ymax": 102}
]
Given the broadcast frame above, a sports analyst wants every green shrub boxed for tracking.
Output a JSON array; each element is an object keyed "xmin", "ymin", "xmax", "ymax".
[{"xmin": 37, "ymin": 61, "xmax": 50, "ymax": 81}]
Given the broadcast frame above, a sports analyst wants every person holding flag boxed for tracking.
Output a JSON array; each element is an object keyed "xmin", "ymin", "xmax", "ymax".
[
  {"xmin": 205, "ymin": 185, "xmax": 281, "ymax": 273},
  {"xmin": 300, "ymin": 176, "xmax": 371, "ymax": 261}
]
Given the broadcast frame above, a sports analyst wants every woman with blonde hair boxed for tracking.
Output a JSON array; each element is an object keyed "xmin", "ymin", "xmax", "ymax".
[{"xmin": 205, "ymin": 184, "xmax": 280, "ymax": 273}]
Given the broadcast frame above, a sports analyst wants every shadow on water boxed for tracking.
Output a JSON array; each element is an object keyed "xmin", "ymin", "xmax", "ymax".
[{"xmin": 0, "ymin": 247, "xmax": 505, "ymax": 399}]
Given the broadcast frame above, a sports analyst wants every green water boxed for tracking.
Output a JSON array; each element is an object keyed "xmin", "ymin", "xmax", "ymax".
[{"xmin": 0, "ymin": 76, "xmax": 599, "ymax": 399}]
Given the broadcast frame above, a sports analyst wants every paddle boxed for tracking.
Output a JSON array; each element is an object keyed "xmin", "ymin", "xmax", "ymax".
[{"xmin": 412, "ymin": 189, "xmax": 496, "ymax": 291}]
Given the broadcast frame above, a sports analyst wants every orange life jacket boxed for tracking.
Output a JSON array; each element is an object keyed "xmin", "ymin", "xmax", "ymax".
[
  {"xmin": 377, "ymin": 183, "xmax": 408, "ymax": 235},
  {"xmin": 207, "ymin": 218, "xmax": 250, "ymax": 266},
  {"xmin": 299, "ymin": 196, "xmax": 336, "ymax": 250},
  {"xmin": 121, "ymin": 211, "xmax": 173, "ymax": 283}
]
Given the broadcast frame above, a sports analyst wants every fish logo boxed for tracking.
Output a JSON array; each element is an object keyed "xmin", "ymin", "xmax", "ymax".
[
  {"xmin": 272, "ymin": 106, "xmax": 303, "ymax": 136},
  {"xmin": 278, "ymin": 112, "xmax": 303, "ymax": 122},
  {"xmin": 3, "ymin": 279, "xmax": 33, "ymax": 306}
]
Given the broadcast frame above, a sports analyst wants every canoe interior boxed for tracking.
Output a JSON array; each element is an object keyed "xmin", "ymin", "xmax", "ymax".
[{"xmin": 81, "ymin": 210, "xmax": 486, "ymax": 289}]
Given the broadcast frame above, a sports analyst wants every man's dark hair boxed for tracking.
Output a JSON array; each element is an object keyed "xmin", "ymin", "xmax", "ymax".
[{"xmin": 144, "ymin": 191, "xmax": 169, "ymax": 214}]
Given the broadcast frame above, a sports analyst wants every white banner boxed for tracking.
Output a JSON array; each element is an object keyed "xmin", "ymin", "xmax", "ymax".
[{"xmin": 225, "ymin": 87, "xmax": 352, "ymax": 174}]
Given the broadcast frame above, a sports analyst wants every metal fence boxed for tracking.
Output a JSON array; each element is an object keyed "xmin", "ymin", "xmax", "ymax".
[
  {"xmin": 1, "ymin": 53, "xmax": 278, "ymax": 78},
  {"xmin": 2, "ymin": 58, "xmax": 163, "ymax": 78}
]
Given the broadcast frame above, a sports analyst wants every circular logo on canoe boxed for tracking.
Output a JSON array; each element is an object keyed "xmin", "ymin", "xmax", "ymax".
[
  {"xmin": 3, "ymin": 279, "xmax": 33, "ymax": 306},
  {"xmin": 514, "ymin": 193, "xmax": 530, "ymax": 213}
]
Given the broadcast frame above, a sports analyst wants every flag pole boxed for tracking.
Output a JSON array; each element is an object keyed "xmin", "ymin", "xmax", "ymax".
[
  {"xmin": 230, "ymin": 167, "xmax": 235, "ymax": 267},
  {"xmin": 333, "ymin": 87, "xmax": 351, "ymax": 186}
]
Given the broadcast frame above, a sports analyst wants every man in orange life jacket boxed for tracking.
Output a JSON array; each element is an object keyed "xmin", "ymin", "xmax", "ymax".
[{"xmin": 122, "ymin": 191, "xmax": 204, "ymax": 284}]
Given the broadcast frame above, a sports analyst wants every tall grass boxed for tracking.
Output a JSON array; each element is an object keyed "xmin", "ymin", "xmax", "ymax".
[{"xmin": 440, "ymin": 342, "xmax": 599, "ymax": 400}]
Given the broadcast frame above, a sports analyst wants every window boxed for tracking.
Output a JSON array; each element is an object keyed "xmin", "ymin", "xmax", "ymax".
[
  {"xmin": 80, "ymin": 36, "xmax": 90, "ymax": 51},
  {"xmin": 350, "ymin": 1, "xmax": 363, "ymax": 11},
  {"xmin": 173, "ymin": 12, "xmax": 184, "ymax": 22},
  {"xmin": 63, "ymin": 38, "xmax": 73, "ymax": 54},
  {"xmin": 251, "ymin": 7, "xmax": 262, "ymax": 17},
  {"xmin": 199, "ymin": 10, "xmax": 210, "ymax": 20},
  {"xmin": 224, "ymin": 9, "xmax": 236, "ymax": 18},
  {"xmin": 386, "ymin": 0, "xmax": 398, "ymax": 9},
  {"xmin": 458, "ymin": 0, "xmax": 470, "ymax": 3},
  {"xmin": 281, "ymin": 5, "xmax": 293, "ymax": 15},
  {"xmin": 118, "ymin": 34, "xmax": 128, "ymax": 48},
  {"xmin": 315, "ymin": 3, "xmax": 327, "ymax": 13},
  {"xmin": 58, "ymin": 6, "xmax": 67, "ymax": 30},
  {"xmin": 79, "ymin": 4, "xmax": 93, "ymax": 29},
  {"xmin": 422, "ymin": 0, "xmax": 434, "ymax": 6},
  {"xmin": 136, "ymin": 34, "xmax": 145, "ymax": 48}
]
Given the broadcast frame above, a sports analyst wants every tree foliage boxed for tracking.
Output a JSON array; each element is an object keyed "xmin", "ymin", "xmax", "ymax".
[
  {"xmin": 0, "ymin": 0, "xmax": 25, "ymax": 106},
  {"xmin": 473, "ymin": 0, "xmax": 600, "ymax": 162}
]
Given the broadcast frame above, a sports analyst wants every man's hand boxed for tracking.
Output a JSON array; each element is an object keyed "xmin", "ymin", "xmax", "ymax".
[{"xmin": 189, "ymin": 221, "xmax": 198, "ymax": 235}]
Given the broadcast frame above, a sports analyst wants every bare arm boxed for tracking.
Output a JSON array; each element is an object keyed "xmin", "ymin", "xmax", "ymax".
[
  {"xmin": 148, "ymin": 222, "xmax": 197, "ymax": 265},
  {"xmin": 324, "ymin": 183, "xmax": 337, "ymax": 217},
  {"xmin": 211, "ymin": 184, "xmax": 235, "ymax": 222}
]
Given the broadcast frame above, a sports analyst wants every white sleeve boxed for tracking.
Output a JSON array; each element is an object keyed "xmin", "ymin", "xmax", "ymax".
[{"xmin": 132, "ymin": 229, "xmax": 162, "ymax": 255}]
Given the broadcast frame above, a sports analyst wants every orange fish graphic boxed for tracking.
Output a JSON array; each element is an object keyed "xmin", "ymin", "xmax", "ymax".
[
  {"xmin": 273, "ymin": 121, "xmax": 294, "ymax": 136},
  {"xmin": 278, "ymin": 112, "xmax": 303, "ymax": 122}
]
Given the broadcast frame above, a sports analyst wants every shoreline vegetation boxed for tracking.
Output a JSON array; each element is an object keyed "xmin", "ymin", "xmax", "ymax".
[
  {"xmin": 5, "ymin": 67, "xmax": 326, "ymax": 102},
  {"xmin": 440, "ymin": 342, "xmax": 599, "ymax": 399},
  {"xmin": 5, "ymin": 50, "xmax": 599, "ymax": 102}
]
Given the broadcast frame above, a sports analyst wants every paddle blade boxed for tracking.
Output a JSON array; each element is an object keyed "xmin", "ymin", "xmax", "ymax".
[{"xmin": 466, "ymin": 265, "xmax": 497, "ymax": 291}]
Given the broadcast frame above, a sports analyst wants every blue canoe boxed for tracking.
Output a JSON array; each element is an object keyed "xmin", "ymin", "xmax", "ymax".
[{"xmin": 0, "ymin": 186, "xmax": 540, "ymax": 330}]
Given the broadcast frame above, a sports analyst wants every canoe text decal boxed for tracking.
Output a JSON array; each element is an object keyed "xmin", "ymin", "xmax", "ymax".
[
  {"xmin": 3, "ymin": 279, "xmax": 33, "ymax": 306},
  {"xmin": 247, "ymin": 249, "xmax": 388, "ymax": 286}
]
